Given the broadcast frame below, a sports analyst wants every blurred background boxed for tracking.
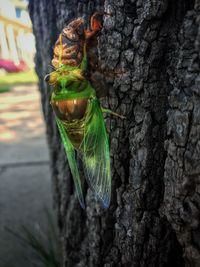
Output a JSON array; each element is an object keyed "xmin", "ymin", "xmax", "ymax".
[{"xmin": 0, "ymin": 1, "xmax": 59, "ymax": 266}]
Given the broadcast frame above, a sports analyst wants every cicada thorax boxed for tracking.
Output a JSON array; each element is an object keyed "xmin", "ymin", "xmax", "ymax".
[
  {"xmin": 52, "ymin": 18, "xmax": 85, "ymax": 69},
  {"xmin": 52, "ymin": 98, "xmax": 88, "ymax": 121},
  {"xmin": 52, "ymin": 98, "xmax": 89, "ymax": 149}
]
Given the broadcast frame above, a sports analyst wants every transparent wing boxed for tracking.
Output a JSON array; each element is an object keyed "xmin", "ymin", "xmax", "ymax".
[
  {"xmin": 80, "ymin": 98, "xmax": 111, "ymax": 208},
  {"xmin": 55, "ymin": 117, "xmax": 85, "ymax": 209}
]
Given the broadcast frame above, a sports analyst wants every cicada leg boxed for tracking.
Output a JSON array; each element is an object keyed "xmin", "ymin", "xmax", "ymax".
[
  {"xmin": 85, "ymin": 12, "xmax": 112, "ymax": 39},
  {"xmin": 101, "ymin": 107, "xmax": 126, "ymax": 120}
]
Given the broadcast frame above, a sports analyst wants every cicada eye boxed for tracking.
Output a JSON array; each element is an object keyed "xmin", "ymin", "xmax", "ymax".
[
  {"xmin": 44, "ymin": 74, "xmax": 50, "ymax": 82},
  {"xmin": 44, "ymin": 71, "xmax": 58, "ymax": 85}
]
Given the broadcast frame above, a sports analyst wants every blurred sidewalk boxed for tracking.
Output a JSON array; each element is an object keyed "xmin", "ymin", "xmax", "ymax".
[{"xmin": 0, "ymin": 84, "xmax": 53, "ymax": 266}]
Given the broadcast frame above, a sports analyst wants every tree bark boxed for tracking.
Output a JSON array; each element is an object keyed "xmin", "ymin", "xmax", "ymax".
[{"xmin": 29, "ymin": 0, "xmax": 200, "ymax": 266}]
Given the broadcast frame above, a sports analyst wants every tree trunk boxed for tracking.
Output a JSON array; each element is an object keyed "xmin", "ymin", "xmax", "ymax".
[{"xmin": 29, "ymin": 0, "xmax": 200, "ymax": 266}]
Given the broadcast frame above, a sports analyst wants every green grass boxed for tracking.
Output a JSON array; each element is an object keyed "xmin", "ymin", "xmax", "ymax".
[
  {"xmin": 4, "ymin": 209, "xmax": 62, "ymax": 267},
  {"xmin": 0, "ymin": 69, "xmax": 38, "ymax": 93},
  {"xmin": 0, "ymin": 85, "xmax": 11, "ymax": 93}
]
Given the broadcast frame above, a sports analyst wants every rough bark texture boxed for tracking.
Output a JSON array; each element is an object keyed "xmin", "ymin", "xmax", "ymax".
[{"xmin": 29, "ymin": 0, "xmax": 200, "ymax": 266}]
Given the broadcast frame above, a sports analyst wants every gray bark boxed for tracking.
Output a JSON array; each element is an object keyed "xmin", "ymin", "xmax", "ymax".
[{"xmin": 29, "ymin": 0, "xmax": 200, "ymax": 266}]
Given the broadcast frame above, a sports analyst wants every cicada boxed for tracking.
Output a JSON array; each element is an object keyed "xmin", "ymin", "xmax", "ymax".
[{"xmin": 45, "ymin": 14, "xmax": 124, "ymax": 209}]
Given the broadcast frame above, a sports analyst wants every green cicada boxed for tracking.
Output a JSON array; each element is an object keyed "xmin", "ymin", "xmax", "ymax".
[
  {"xmin": 45, "ymin": 14, "xmax": 124, "ymax": 208},
  {"xmin": 45, "ymin": 46, "xmax": 114, "ymax": 208}
]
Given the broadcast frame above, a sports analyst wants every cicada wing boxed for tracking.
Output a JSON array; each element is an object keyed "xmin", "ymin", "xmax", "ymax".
[
  {"xmin": 80, "ymin": 99, "xmax": 111, "ymax": 208},
  {"xmin": 55, "ymin": 117, "xmax": 85, "ymax": 209}
]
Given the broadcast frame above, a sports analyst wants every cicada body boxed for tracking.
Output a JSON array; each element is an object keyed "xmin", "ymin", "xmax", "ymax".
[{"xmin": 45, "ymin": 57, "xmax": 111, "ymax": 208}]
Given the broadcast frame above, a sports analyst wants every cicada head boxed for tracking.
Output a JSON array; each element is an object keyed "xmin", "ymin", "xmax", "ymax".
[
  {"xmin": 44, "ymin": 70, "xmax": 69, "ymax": 101},
  {"xmin": 62, "ymin": 18, "xmax": 85, "ymax": 41},
  {"xmin": 44, "ymin": 65, "xmax": 85, "ymax": 97}
]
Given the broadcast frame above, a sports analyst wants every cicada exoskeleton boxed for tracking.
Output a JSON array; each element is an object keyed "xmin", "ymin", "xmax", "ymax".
[{"xmin": 52, "ymin": 12, "xmax": 105, "ymax": 69}]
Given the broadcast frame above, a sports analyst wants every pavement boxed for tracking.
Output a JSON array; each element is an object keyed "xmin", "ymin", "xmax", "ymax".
[{"xmin": 0, "ymin": 84, "xmax": 54, "ymax": 267}]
